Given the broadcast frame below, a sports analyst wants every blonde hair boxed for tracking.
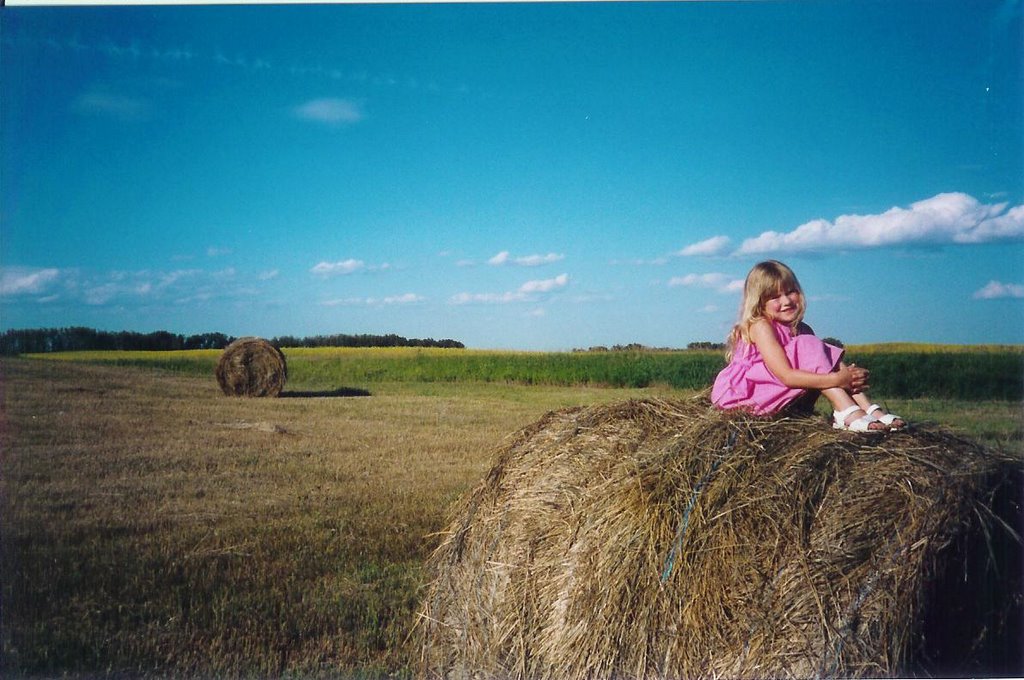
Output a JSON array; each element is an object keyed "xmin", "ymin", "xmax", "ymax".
[{"xmin": 725, "ymin": 260, "xmax": 806, "ymax": 360}]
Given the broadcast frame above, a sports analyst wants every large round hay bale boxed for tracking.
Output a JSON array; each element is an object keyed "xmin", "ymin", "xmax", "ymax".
[
  {"xmin": 419, "ymin": 397, "xmax": 1022, "ymax": 679},
  {"xmin": 215, "ymin": 337, "xmax": 287, "ymax": 397}
]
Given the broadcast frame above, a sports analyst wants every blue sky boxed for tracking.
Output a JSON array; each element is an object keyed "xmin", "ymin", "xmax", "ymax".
[{"xmin": 2, "ymin": 1, "xmax": 1022, "ymax": 350}]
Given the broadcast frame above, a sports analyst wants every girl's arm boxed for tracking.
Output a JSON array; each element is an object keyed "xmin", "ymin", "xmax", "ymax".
[{"xmin": 749, "ymin": 319, "xmax": 865, "ymax": 391}]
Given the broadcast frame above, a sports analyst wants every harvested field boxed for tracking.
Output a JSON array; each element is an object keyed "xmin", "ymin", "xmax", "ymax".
[
  {"xmin": 2, "ymin": 357, "xmax": 1021, "ymax": 678},
  {"xmin": 420, "ymin": 397, "xmax": 1023, "ymax": 679}
]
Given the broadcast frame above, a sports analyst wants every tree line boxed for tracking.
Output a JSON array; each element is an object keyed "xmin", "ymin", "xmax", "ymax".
[
  {"xmin": 0, "ymin": 327, "xmax": 464, "ymax": 355},
  {"xmin": 573, "ymin": 342, "xmax": 728, "ymax": 352},
  {"xmin": 268, "ymin": 333, "xmax": 464, "ymax": 350}
]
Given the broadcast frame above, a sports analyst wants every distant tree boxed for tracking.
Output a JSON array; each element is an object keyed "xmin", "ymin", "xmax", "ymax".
[
  {"xmin": 0, "ymin": 328, "xmax": 43, "ymax": 355},
  {"xmin": 687, "ymin": 341, "xmax": 726, "ymax": 351},
  {"xmin": 184, "ymin": 332, "xmax": 233, "ymax": 350},
  {"xmin": 610, "ymin": 343, "xmax": 649, "ymax": 352},
  {"xmin": 273, "ymin": 333, "xmax": 465, "ymax": 349},
  {"xmin": 0, "ymin": 327, "xmax": 464, "ymax": 355}
]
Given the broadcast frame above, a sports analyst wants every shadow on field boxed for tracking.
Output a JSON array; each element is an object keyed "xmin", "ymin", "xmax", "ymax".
[{"xmin": 280, "ymin": 387, "xmax": 372, "ymax": 398}]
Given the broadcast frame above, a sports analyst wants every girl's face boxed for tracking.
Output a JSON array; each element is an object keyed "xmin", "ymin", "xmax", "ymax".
[{"xmin": 763, "ymin": 286, "xmax": 801, "ymax": 324}]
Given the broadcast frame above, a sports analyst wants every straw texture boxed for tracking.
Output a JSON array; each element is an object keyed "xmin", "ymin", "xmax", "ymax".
[
  {"xmin": 215, "ymin": 337, "xmax": 287, "ymax": 397},
  {"xmin": 419, "ymin": 396, "xmax": 1022, "ymax": 679}
]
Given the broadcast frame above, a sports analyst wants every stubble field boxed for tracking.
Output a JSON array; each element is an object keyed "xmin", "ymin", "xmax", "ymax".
[{"xmin": 2, "ymin": 350, "xmax": 1021, "ymax": 678}]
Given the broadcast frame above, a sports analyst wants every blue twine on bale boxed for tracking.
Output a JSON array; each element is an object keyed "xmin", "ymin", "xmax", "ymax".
[{"xmin": 661, "ymin": 428, "xmax": 739, "ymax": 584}]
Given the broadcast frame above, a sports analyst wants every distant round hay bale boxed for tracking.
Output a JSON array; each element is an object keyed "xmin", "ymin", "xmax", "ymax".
[
  {"xmin": 419, "ymin": 397, "xmax": 1022, "ymax": 679},
  {"xmin": 215, "ymin": 337, "xmax": 287, "ymax": 397}
]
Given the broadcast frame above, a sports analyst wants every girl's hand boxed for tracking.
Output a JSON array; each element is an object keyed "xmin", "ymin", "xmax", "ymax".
[{"xmin": 836, "ymin": 362, "xmax": 870, "ymax": 393}]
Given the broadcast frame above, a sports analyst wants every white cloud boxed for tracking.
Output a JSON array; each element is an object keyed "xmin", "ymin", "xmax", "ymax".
[
  {"xmin": 516, "ymin": 253, "xmax": 565, "ymax": 266},
  {"xmin": 450, "ymin": 274, "xmax": 570, "ymax": 305},
  {"xmin": 157, "ymin": 269, "xmax": 201, "ymax": 290},
  {"xmin": 449, "ymin": 291, "xmax": 526, "ymax": 304},
  {"xmin": 488, "ymin": 251, "xmax": 511, "ymax": 266},
  {"xmin": 311, "ymin": 259, "xmax": 365, "ymax": 276},
  {"xmin": 736, "ymin": 193, "xmax": 1024, "ymax": 255},
  {"xmin": 321, "ymin": 297, "xmax": 364, "ymax": 307},
  {"xmin": 956, "ymin": 204, "xmax": 1024, "ymax": 243},
  {"xmin": 519, "ymin": 273, "xmax": 569, "ymax": 293},
  {"xmin": 83, "ymin": 283, "xmax": 120, "ymax": 305},
  {"xmin": 258, "ymin": 269, "xmax": 280, "ymax": 281},
  {"xmin": 2, "ymin": 266, "xmax": 274, "ymax": 308},
  {"xmin": 322, "ymin": 292, "xmax": 424, "ymax": 307},
  {"xmin": 311, "ymin": 259, "xmax": 391, "ymax": 277},
  {"xmin": 207, "ymin": 246, "xmax": 232, "ymax": 257},
  {"xmin": 488, "ymin": 251, "xmax": 565, "ymax": 266},
  {"xmin": 0, "ymin": 267, "xmax": 60, "ymax": 296},
  {"xmin": 382, "ymin": 293, "xmax": 425, "ymax": 305},
  {"xmin": 85, "ymin": 269, "xmax": 196, "ymax": 305},
  {"xmin": 294, "ymin": 98, "xmax": 363, "ymax": 125},
  {"xmin": 610, "ymin": 257, "xmax": 670, "ymax": 266},
  {"xmin": 668, "ymin": 272, "xmax": 744, "ymax": 293},
  {"xmin": 678, "ymin": 236, "xmax": 731, "ymax": 257},
  {"xmin": 973, "ymin": 280, "xmax": 1024, "ymax": 299}
]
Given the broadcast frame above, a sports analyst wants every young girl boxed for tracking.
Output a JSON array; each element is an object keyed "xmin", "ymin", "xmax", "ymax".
[{"xmin": 711, "ymin": 260, "xmax": 905, "ymax": 432}]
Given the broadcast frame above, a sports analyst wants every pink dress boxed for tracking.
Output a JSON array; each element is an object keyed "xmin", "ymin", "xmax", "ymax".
[{"xmin": 711, "ymin": 321, "xmax": 843, "ymax": 415}]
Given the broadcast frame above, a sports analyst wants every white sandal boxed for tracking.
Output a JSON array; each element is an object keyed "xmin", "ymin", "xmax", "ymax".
[
  {"xmin": 864, "ymin": 404, "xmax": 906, "ymax": 430},
  {"xmin": 832, "ymin": 405, "xmax": 886, "ymax": 433}
]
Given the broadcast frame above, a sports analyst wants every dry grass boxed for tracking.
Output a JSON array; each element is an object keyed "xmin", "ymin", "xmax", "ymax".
[
  {"xmin": 1, "ymin": 357, "xmax": 1021, "ymax": 678},
  {"xmin": 0, "ymin": 358, "xmax": 670, "ymax": 677},
  {"xmin": 215, "ymin": 337, "xmax": 288, "ymax": 397},
  {"xmin": 420, "ymin": 398, "xmax": 1023, "ymax": 679}
]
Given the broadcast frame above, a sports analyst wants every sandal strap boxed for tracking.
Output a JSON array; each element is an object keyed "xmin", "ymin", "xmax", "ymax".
[
  {"xmin": 864, "ymin": 404, "xmax": 882, "ymax": 417},
  {"xmin": 847, "ymin": 415, "xmax": 880, "ymax": 432},
  {"xmin": 833, "ymin": 405, "xmax": 862, "ymax": 424}
]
